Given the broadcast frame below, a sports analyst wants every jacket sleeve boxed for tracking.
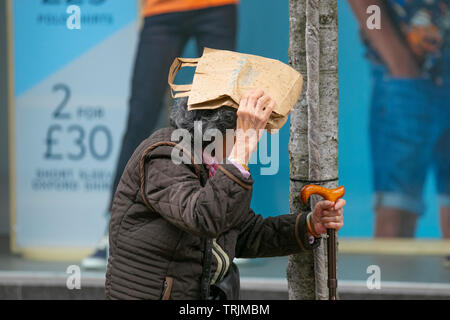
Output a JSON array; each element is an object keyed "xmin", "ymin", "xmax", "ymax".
[
  {"xmin": 235, "ymin": 209, "xmax": 321, "ymax": 258},
  {"xmin": 142, "ymin": 146, "xmax": 254, "ymax": 238}
]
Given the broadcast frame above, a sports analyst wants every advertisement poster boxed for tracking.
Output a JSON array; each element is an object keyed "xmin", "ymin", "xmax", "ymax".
[
  {"xmin": 9, "ymin": 0, "xmax": 139, "ymax": 258},
  {"xmin": 7, "ymin": 1, "xmax": 447, "ymax": 261}
]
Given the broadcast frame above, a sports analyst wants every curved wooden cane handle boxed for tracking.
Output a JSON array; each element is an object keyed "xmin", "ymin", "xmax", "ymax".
[
  {"xmin": 300, "ymin": 184, "xmax": 345, "ymax": 301},
  {"xmin": 300, "ymin": 185, "xmax": 345, "ymax": 203}
]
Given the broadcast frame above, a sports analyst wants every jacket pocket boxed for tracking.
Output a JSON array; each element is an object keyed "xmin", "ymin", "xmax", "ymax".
[{"xmin": 161, "ymin": 276, "xmax": 174, "ymax": 300}]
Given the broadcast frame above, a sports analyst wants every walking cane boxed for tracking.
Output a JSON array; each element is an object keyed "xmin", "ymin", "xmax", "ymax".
[{"xmin": 300, "ymin": 185, "xmax": 345, "ymax": 300}]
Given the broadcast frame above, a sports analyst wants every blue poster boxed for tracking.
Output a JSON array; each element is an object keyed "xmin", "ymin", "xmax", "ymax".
[{"xmin": 10, "ymin": 0, "xmax": 139, "ymax": 257}]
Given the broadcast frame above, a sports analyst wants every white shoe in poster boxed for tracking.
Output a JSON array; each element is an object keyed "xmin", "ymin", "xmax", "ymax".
[{"xmin": 81, "ymin": 235, "xmax": 108, "ymax": 270}]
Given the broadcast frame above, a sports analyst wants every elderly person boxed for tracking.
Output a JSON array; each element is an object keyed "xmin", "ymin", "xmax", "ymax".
[{"xmin": 105, "ymin": 89, "xmax": 345, "ymax": 300}]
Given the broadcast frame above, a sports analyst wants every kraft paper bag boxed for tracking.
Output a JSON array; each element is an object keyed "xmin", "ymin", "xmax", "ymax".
[{"xmin": 168, "ymin": 47, "xmax": 303, "ymax": 132}]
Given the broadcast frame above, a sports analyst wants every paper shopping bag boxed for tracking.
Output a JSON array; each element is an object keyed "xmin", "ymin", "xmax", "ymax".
[{"xmin": 168, "ymin": 47, "xmax": 303, "ymax": 132}]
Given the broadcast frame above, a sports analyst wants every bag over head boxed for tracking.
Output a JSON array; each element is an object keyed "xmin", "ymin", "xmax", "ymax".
[{"xmin": 168, "ymin": 48, "xmax": 303, "ymax": 132}]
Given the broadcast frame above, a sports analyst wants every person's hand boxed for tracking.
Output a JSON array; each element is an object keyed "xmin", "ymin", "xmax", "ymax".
[
  {"xmin": 230, "ymin": 89, "xmax": 275, "ymax": 165},
  {"xmin": 310, "ymin": 199, "xmax": 346, "ymax": 235}
]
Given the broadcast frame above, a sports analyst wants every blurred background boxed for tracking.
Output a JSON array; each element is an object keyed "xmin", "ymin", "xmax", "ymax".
[{"xmin": 0, "ymin": 0, "xmax": 449, "ymax": 299}]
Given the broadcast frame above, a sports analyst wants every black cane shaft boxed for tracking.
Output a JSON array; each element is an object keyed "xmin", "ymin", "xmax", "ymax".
[{"xmin": 327, "ymin": 228, "xmax": 337, "ymax": 300}]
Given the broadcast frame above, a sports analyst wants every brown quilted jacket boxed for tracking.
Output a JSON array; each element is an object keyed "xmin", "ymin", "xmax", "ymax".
[{"xmin": 105, "ymin": 127, "xmax": 320, "ymax": 300}]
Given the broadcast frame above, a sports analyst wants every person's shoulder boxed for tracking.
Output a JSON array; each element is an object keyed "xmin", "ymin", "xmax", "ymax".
[
  {"xmin": 137, "ymin": 127, "xmax": 174, "ymax": 149},
  {"xmin": 141, "ymin": 127, "xmax": 204, "ymax": 181},
  {"xmin": 147, "ymin": 127, "xmax": 176, "ymax": 144},
  {"xmin": 139, "ymin": 126, "xmax": 194, "ymax": 161}
]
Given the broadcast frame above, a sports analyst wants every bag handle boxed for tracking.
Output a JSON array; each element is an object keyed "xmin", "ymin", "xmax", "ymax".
[{"xmin": 168, "ymin": 57, "xmax": 199, "ymax": 98}]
